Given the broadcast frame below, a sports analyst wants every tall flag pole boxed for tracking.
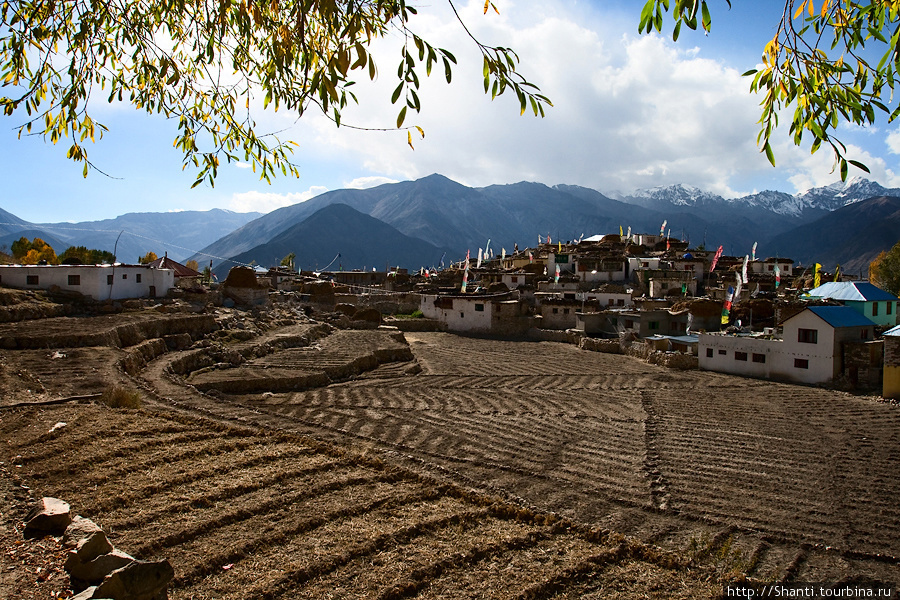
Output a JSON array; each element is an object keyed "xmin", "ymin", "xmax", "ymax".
[
  {"xmin": 709, "ymin": 245, "xmax": 724, "ymax": 273},
  {"xmin": 461, "ymin": 250, "xmax": 470, "ymax": 293},
  {"xmin": 774, "ymin": 264, "xmax": 781, "ymax": 288},
  {"xmin": 721, "ymin": 286, "xmax": 734, "ymax": 326},
  {"xmin": 742, "ymin": 255, "xmax": 749, "ymax": 284},
  {"xmin": 814, "ymin": 263, "xmax": 822, "ymax": 288},
  {"xmin": 751, "ymin": 242, "xmax": 758, "ymax": 261},
  {"xmin": 477, "ymin": 248, "xmax": 483, "ymax": 269}
]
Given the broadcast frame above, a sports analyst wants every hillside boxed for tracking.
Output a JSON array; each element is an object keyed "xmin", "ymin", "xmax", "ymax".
[
  {"xmin": 221, "ymin": 203, "xmax": 453, "ymax": 275},
  {"xmin": 766, "ymin": 196, "xmax": 900, "ymax": 274}
]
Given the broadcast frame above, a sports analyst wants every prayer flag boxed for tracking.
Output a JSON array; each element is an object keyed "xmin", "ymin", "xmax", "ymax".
[
  {"xmin": 834, "ymin": 264, "xmax": 841, "ymax": 282},
  {"xmin": 751, "ymin": 242, "xmax": 758, "ymax": 261},
  {"xmin": 477, "ymin": 248, "xmax": 482, "ymax": 269},
  {"xmin": 742, "ymin": 255, "xmax": 749, "ymax": 284},
  {"xmin": 660, "ymin": 220, "xmax": 667, "ymax": 236},
  {"xmin": 814, "ymin": 263, "xmax": 822, "ymax": 288},
  {"xmin": 774, "ymin": 264, "xmax": 781, "ymax": 288},
  {"xmin": 554, "ymin": 263, "xmax": 560, "ymax": 283},
  {"xmin": 709, "ymin": 245, "xmax": 723, "ymax": 273}
]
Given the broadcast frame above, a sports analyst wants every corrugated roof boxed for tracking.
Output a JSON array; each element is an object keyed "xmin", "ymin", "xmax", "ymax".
[
  {"xmin": 145, "ymin": 256, "xmax": 201, "ymax": 278},
  {"xmin": 806, "ymin": 305, "xmax": 876, "ymax": 328},
  {"xmin": 884, "ymin": 324, "xmax": 900, "ymax": 337},
  {"xmin": 807, "ymin": 281, "xmax": 899, "ymax": 302}
]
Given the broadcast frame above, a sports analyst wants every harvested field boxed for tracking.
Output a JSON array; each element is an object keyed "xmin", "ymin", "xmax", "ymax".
[
  {"xmin": 0, "ymin": 405, "xmax": 715, "ymax": 600},
  {"xmin": 3, "ymin": 310, "xmax": 900, "ymax": 598}
]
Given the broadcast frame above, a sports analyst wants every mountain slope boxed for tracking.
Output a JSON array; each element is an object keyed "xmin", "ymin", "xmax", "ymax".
[
  {"xmin": 222, "ymin": 204, "xmax": 453, "ymax": 274},
  {"xmin": 765, "ymin": 196, "xmax": 900, "ymax": 275}
]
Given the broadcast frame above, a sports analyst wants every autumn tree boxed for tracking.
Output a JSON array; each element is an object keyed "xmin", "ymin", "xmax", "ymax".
[
  {"xmin": 0, "ymin": 0, "xmax": 550, "ymax": 186},
  {"xmin": 139, "ymin": 252, "xmax": 159, "ymax": 265},
  {"xmin": 19, "ymin": 238, "xmax": 58, "ymax": 264},
  {"xmin": 869, "ymin": 241, "xmax": 900, "ymax": 296},
  {"xmin": 280, "ymin": 253, "xmax": 296, "ymax": 271},
  {"xmin": 185, "ymin": 259, "xmax": 200, "ymax": 272},
  {"xmin": 59, "ymin": 245, "xmax": 115, "ymax": 265},
  {"xmin": 640, "ymin": 0, "xmax": 900, "ymax": 179}
]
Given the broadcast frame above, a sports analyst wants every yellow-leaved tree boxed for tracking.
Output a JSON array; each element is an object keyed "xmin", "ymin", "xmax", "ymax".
[
  {"xmin": 0, "ymin": 0, "xmax": 550, "ymax": 186},
  {"xmin": 870, "ymin": 241, "xmax": 900, "ymax": 296},
  {"xmin": 640, "ymin": 0, "xmax": 900, "ymax": 179}
]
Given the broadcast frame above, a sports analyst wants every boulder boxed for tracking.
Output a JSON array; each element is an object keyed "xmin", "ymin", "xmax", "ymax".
[
  {"xmin": 64, "ymin": 516, "xmax": 103, "ymax": 548},
  {"xmin": 93, "ymin": 559, "xmax": 174, "ymax": 600},
  {"xmin": 66, "ymin": 548, "xmax": 134, "ymax": 588},
  {"xmin": 70, "ymin": 586, "xmax": 99, "ymax": 600},
  {"xmin": 24, "ymin": 497, "xmax": 71, "ymax": 536},
  {"xmin": 74, "ymin": 530, "xmax": 115, "ymax": 562}
]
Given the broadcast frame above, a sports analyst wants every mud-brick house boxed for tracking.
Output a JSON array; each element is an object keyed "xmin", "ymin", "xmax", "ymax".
[
  {"xmin": 419, "ymin": 291, "xmax": 534, "ymax": 335},
  {"xmin": 806, "ymin": 281, "xmax": 899, "ymax": 328},
  {"xmin": 0, "ymin": 263, "xmax": 174, "ymax": 300},
  {"xmin": 883, "ymin": 324, "xmax": 900, "ymax": 399},
  {"xmin": 698, "ymin": 305, "xmax": 878, "ymax": 385}
]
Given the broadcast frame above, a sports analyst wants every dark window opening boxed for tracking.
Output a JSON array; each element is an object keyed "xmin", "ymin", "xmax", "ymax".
[
  {"xmin": 26, "ymin": 275, "xmax": 38, "ymax": 285},
  {"xmin": 735, "ymin": 351, "xmax": 748, "ymax": 361},
  {"xmin": 798, "ymin": 328, "xmax": 818, "ymax": 344},
  {"xmin": 68, "ymin": 275, "xmax": 80, "ymax": 286},
  {"xmin": 794, "ymin": 358, "xmax": 809, "ymax": 369},
  {"xmin": 752, "ymin": 353, "xmax": 766, "ymax": 363},
  {"xmin": 706, "ymin": 348, "xmax": 713, "ymax": 358}
]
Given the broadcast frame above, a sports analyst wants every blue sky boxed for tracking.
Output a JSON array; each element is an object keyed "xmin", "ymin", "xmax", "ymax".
[{"xmin": 2, "ymin": 0, "xmax": 899, "ymax": 226}]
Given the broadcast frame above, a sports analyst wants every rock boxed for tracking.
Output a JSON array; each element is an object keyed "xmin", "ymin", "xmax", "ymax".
[
  {"xmin": 354, "ymin": 307, "xmax": 383, "ymax": 323},
  {"xmin": 70, "ymin": 586, "xmax": 99, "ymax": 600},
  {"xmin": 67, "ymin": 549, "xmax": 135, "ymax": 588},
  {"xmin": 24, "ymin": 497, "xmax": 71, "ymax": 536},
  {"xmin": 93, "ymin": 559, "xmax": 174, "ymax": 600},
  {"xmin": 74, "ymin": 530, "xmax": 114, "ymax": 562},
  {"xmin": 64, "ymin": 516, "xmax": 104, "ymax": 548}
]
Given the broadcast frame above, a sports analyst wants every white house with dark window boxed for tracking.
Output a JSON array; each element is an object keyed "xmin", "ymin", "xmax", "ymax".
[
  {"xmin": 419, "ymin": 291, "xmax": 534, "ymax": 335},
  {"xmin": 699, "ymin": 305, "xmax": 876, "ymax": 384},
  {"xmin": 0, "ymin": 264, "xmax": 174, "ymax": 300}
]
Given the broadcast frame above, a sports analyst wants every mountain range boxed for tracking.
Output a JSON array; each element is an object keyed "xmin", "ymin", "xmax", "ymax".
[
  {"xmin": 1, "ymin": 175, "xmax": 897, "ymax": 274},
  {"xmin": 193, "ymin": 174, "xmax": 900, "ymax": 273}
]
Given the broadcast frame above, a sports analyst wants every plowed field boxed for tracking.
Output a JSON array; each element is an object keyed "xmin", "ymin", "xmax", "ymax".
[{"xmin": 3, "ymin": 313, "xmax": 900, "ymax": 599}]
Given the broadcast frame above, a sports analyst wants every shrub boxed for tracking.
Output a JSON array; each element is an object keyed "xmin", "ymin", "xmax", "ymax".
[{"xmin": 100, "ymin": 385, "xmax": 142, "ymax": 409}]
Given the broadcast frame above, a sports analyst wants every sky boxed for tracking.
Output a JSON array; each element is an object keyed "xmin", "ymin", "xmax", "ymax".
[{"xmin": 2, "ymin": 0, "xmax": 900, "ymax": 228}]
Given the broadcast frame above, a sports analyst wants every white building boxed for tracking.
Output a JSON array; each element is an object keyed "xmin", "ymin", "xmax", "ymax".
[
  {"xmin": 0, "ymin": 264, "xmax": 174, "ymax": 300},
  {"xmin": 419, "ymin": 292, "xmax": 534, "ymax": 335},
  {"xmin": 699, "ymin": 305, "xmax": 876, "ymax": 384}
]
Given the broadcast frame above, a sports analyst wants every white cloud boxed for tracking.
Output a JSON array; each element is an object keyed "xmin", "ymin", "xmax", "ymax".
[
  {"xmin": 343, "ymin": 176, "xmax": 398, "ymax": 189},
  {"xmin": 228, "ymin": 186, "xmax": 328, "ymax": 213},
  {"xmin": 887, "ymin": 128, "xmax": 900, "ymax": 155}
]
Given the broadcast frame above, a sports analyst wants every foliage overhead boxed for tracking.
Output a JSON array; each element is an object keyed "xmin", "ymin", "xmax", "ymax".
[
  {"xmin": 639, "ymin": 0, "xmax": 900, "ymax": 180},
  {"xmin": 0, "ymin": 0, "xmax": 550, "ymax": 186},
  {"xmin": 869, "ymin": 240, "xmax": 900, "ymax": 296}
]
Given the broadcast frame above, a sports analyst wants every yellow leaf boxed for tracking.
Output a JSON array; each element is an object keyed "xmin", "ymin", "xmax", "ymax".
[
  {"xmin": 407, "ymin": 130, "xmax": 414, "ymax": 150},
  {"xmin": 483, "ymin": 0, "xmax": 489, "ymax": 14},
  {"xmin": 821, "ymin": 0, "xmax": 831, "ymax": 17},
  {"xmin": 793, "ymin": 1, "xmax": 806, "ymax": 19},
  {"xmin": 415, "ymin": 125, "xmax": 424, "ymax": 138}
]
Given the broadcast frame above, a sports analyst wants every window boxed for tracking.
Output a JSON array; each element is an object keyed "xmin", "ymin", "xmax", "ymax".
[
  {"xmin": 873, "ymin": 302, "xmax": 879, "ymax": 316},
  {"xmin": 797, "ymin": 328, "xmax": 818, "ymax": 344},
  {"xmin": 563, "ymin": 308, "xmax": 570, "ymax": 315},
  {"xmin": 718, "ymin": 349, "xmax": 727, "ymax": 355},
  {"xmin": 734, "ymin": 351, "xmax": 748, "ymax": 361},
  {"xmin": 26, "ymin": 275, "xmax": 38, "ymax": 285},
  {"xmin": 136, "ymin": 274, "xmax": 142, "ymax": 283},
  {"xmin": 861, "ymin": 328, "xmax": 870, "ymax": 340},
  {"xmin": 625, "ymin": 319, "xmax": 634, "ymax": 328},
  {"xmin": 552, "ymin": 308, "xmax": 559, "ymax": 314},
  {"xmin": 475, "ymin": 303, "xmax": 484, "ymax": 312},
  {"xmin": 511, "ymin": 276, "xmax": 518, "ymax": 284},
  {"xmin": 794, "ymin": 358, "xmax": 809, "ymax": 369},
  {"xmin": 889, "ymin": 302, "xmax": 894, "ymax": 315},
  {"xmin": 752, "ymin": 353, "xmax": 766, "ymax": 363},
  {"xmin": 768, "ymin": 265, "xmax": 774, "ymax": 271},
  {"xmin": 706, "ymin": 348, "xmax": 713, "ymax": 358},
  {"xmin": 617, "ymin": 299, "xmax": 625, "ymax": 306},
  {"xmin": 68, "ymin": 275, "xmax": 80, "ymax": 286},
  {"xmin": 107, "ymin": 275, "xmax": 113, "ymax": 285},
  {"xmin": 648, "ymin": 321, "xmax": 660, "ymax": 330},
  {"xmin": 122, "ymin": 273, "xmax": 128, "ymax": 280},
  {"xmin": 459, "ymin": 312, "xmax": 464, "ymax": 319}
]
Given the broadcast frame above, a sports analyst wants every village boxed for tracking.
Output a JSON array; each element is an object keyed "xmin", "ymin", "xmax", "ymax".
[{"xmin": 1, "ymin": 229, "xmax": 898, "ymax": 399}]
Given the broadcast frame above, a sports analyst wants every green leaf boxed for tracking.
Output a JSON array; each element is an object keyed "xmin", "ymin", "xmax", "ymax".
[
  {"xmin": 848, "ymin": 159, "xmax": 871, "ymax": 173},
  {"xmin": 397, "ymin": 105, "xmax": 407, "ymax": 128},
  {"xmin": 763, "ymin": 142, "xmax": 775, "ymax": 166},
  {"xmin": 391, "ymin": 82, "xmax": 403, "ymax": 104}
]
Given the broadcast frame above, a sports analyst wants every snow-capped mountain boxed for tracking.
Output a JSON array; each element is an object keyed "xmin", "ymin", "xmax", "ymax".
[
  {"xmin": 620, "ymin": 177, "xmax": 900, "ymax": 218},
  {"xmin": 622, "ymin": 183, "xmax": 725, "ymax": 208}
]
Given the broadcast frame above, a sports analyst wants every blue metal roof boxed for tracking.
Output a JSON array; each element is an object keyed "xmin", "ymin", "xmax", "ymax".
[
  {"xmin": 807, "ymin": 281, "xmax": 899, "ymax": 302},
  {"xmin": 806, "ymin": 305, "xmax": 876, "ymax": 328}
]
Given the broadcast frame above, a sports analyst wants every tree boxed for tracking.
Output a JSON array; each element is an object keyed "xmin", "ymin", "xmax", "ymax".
[
  {"xmin": 139, "ymin": 251, "xmax": 159, "ymax": 265},
  {"xmin": 185, "ymin": 259, "xmax": 200, "ymax": 272},
  {"xmin": 59, "ymin": 245, "xmax": 115, "ymax": 265},
  {"xmin": 0, "ymin": 1, "xmax": 550, "ymax": 186},
  {"xmin": 10, "ymin": 236, "xmax": 31, "ymax": 260},
  {"xmin": 20, "ymin": 238, "xmax": 58, "ymax": 264},
  {"xmin": 870, "ymin": 240, "xmax": 900, "ymax": 296},
  {"xmin": 280, "ymin": 253, "xmax": 296, "ymax": 271},
  {"xmin": 639, "ymin": 0, "xmax": 900, "ymax": 179}
]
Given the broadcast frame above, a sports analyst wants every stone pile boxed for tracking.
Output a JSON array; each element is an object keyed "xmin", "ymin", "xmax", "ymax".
[{"xmin": 24, "ymin": 497, "xmax": 173, "ymax": 600}]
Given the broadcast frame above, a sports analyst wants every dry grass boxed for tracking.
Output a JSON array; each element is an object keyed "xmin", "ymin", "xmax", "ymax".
[{"xmin": 99, "ymin": 384, "xmax": 142, "ymax": 409}]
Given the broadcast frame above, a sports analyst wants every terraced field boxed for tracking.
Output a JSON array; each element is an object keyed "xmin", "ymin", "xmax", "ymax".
[
  {"xmin": 216, "ymin": 332, "xmax": 900, "ymax": 585},
  {"xmin": 0, "ymin": 405, "xmax": 713, "ymax": 600},
  {"xmin": 4, "ymin": 318, "xmax": 900, "ymax": 598}
]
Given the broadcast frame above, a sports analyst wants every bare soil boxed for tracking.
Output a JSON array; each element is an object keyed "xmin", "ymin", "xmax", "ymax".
[{"xmin": 1, "ymin": 301, "xmax": 898, "ymax": 598}]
